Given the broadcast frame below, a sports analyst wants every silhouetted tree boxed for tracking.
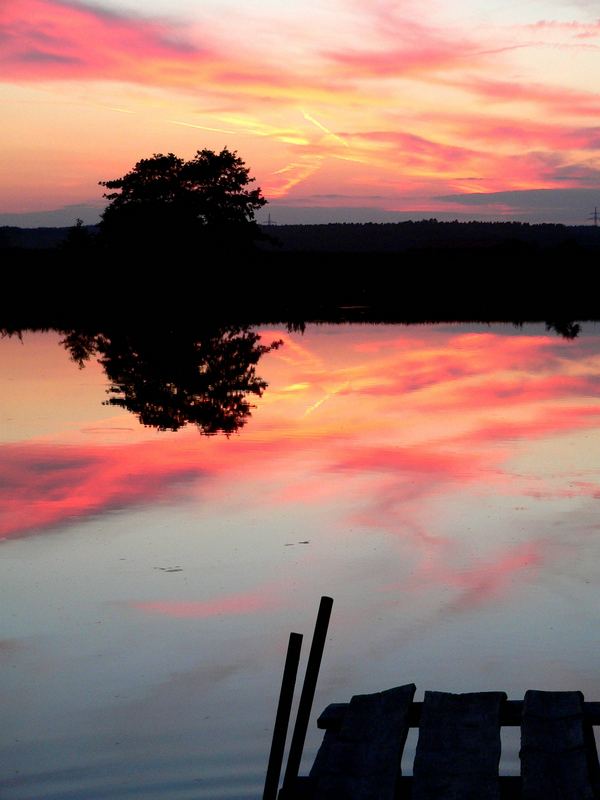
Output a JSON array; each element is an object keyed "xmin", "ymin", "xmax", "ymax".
[
  {"xmin": 62, "ymin": 325, "xmax": 281, "ymax": 434},
  {"xmin": 99, "ymin": 148, "xmax": 267, "ymax": 252},
  {"xmin": 61, "ymin": 218, "xmax": 94, "ymax": 253}
]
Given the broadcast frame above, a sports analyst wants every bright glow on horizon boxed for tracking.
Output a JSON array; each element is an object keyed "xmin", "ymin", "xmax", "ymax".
[{"xmin": 1, "ymin": 0, "xmax": 600, "ymax": 221}]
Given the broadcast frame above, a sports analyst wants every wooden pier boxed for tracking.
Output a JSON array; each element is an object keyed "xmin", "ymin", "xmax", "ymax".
[
  {"xmin": 264, "ymin": 599, "xmax": 600, "ymax": 799},
  {"xmin": 286, "ymin": 686, "xmax": 600, "ymax": 798}
]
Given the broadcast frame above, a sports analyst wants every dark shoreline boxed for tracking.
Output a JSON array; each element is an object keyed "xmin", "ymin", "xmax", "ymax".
[{"xmin": 2, "ymin": 220, "xmax": 599, "ymax": 331}]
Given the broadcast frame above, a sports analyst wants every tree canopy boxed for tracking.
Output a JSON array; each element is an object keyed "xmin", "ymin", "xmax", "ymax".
[{"xmin": 99, "ymin": 148, "xmax": 267, "ymax": 251}]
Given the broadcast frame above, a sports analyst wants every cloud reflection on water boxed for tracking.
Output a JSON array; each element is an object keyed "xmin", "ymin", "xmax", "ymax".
[
  {"xmin": 3, "ymin": 326, "xmax": 600, "ymax": 619},
  {"xmin": 4, "ymin": 325, "xmax": 600, "ymax": 800},
  {"xmin": 132, "ymin": 589, "xmax": 278, "ymax": 618}
]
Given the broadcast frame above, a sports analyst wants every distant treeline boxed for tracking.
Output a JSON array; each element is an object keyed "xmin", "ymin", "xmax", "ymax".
[
  {"xmin": 259, "ymin": 219, "xmax": 600, "ymax": 253},
  {"xmin": 2, "ymin": 219, "xmax": 600, "ymax": 252},
  {"xmin": 0, "ymin": 243, "xmax": 597, "ymax": 336},
  {"xmin": 0, "ymin": 225, "xmax": 79, "ymax": 249}
]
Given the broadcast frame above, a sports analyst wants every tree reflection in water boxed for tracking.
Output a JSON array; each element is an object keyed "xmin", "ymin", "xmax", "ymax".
[
  {"xmin": 61, "ymin": 326, "xmax": 282, "ymax": 434},
  {"xmin": 2, "ymin": 318, "xmax": 581, "ymax": 434}
]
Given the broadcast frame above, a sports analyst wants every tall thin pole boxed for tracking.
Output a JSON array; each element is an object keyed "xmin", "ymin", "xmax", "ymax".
[
  {"xmin": 282, "ymin": 596, "xmax": 334, "ymax": 792},
  {"xmin": 263, "ymin": 632, "xmax": 304, "ymax": 800}
]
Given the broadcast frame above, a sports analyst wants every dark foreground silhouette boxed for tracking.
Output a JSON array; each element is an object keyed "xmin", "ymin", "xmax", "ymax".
[
  {"xmin": 1, "ymin": 215, "xmax": 592, "ymax": 436},
  {"xmin": 3, "ymin": 218, "xmax": 600, "ymax": 252},
  {"xmin": 2, "ymin": 218, "xmax": 599, "ymax": 330}
]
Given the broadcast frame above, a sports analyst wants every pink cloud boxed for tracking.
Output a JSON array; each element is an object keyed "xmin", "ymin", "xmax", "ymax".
[
  {"xmin": 0, "ymin": 427, "xmax": 338, "ymax": 540},
  {"xmin": 436, "ymin": 541, "xmax": 543, "ymax": 611},
  {"xmin": 312, "ymin": 120, "xmax": 599, "ymax": 189},
  {"xmin": 132, "ymin": 589, "xmax": 276, "ymax": 618},
  {"xmin": 350, "ymin": 130, "xmax": 478, "ymax": 169},
  {"xmin": 523, "ymin": 19, "xmax": 600, "ymax": 40},
  {"xmin": 269, "ymin": 446, "xmax": 496, "ymax": 514},
  {"xmin": 331, "ymin": 450, "xmax": 508, "ymax": 535},
  {"xmin": 0, "ymin": 441, "xmax": 206, "ymax": 539},
  {"xmin": 332, "ymin": 446, "xmax": 479, "ymax": 476},
  {"xmin": 0, "ymin": 0, "xmax": 344, "ymax": 102},
  {"xmin": 384, "ymin": 539, "xmax": 544, "ymax": 613},
  {"xmin": 291, "ymin": 332, "xmax": 568, "ymax": 399},
  {"xmin": 455, "ymin": 76, "xmax": 600, "ymax": 117},
  {"xmin": 0, "ymin": 435, "xmax": 303, "ymax": 540},
  {"xmin": 321, "ymin": 2, "xmax": 496, "ymax": 80},
  {"xmin": 324, "ymin": 41, "xmax": 472, "ymax": 79},
  {"xmin": 0, "ymin": 0, "xmax": 215, "ymax": 83},
  {"xmin": 462, "ymin": 404, "xmax": 600, "ymax": 446},
  {"xmin": 417, "ymin": 374, "xmax": 600, "ymax": 412},
  {"xmin": 428, "ymin": 113, "xmax": 600, "ymax": 152}
]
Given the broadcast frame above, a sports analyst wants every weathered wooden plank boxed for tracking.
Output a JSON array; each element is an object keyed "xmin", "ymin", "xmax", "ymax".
[
  {"xmin": 520, "ymin": 690, "xmax": 596, "ymax": 800},
  {"xmin": 318, "ymin": 699, "xmax": 600, "ymax": 730},
  {"xmin": 397, "ymin": 776, "xmax": 523, "ymax": 800},
  {"xmin": 277, "ymin": 776, "xmax": 316, "ymax": 799},
  {"xmin": 317, "ymin": 703, "xmax": 348, "ymax": 730},
  {"xmin": 583, "ymin": 715, "xmax": 600, "ymax": 796},
  {"xmin": 309, "ymin": 683, "xmax": 416, "ymax": 800},
  {"xmin": 412, "ymin": 690, "xmax": 506, "ymax": 800},
  {"xmin": 585, "ymin": 701, "xmax": 600, "ymax": 724},
  {"xmin": 317, "ymin": 699, "xmax": 421, "ymax": 731}
]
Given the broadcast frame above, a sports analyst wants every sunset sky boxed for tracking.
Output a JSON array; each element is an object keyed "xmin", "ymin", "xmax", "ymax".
[{"xmin": 2, "ymin": 0, "xmax": 600, "ymax": 224}]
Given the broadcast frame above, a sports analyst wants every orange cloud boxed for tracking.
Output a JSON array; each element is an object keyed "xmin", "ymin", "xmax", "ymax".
[{"xmin": 266, "ymin": 157, "xmax": 324, "ymax": 198}]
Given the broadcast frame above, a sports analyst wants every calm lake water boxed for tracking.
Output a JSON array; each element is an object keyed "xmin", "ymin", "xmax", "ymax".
[{"xmin": 2, "ymin": 322, "xmax": 600, "ymax": 798}]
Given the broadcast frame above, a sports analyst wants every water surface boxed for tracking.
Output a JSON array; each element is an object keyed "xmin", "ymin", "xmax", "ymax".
[{"xmin": 2, "ymin": 323, "xmax": 600, "ymax": 798}]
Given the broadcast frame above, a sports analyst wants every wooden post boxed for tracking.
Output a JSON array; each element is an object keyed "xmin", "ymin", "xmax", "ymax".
[
  {"xmin": 282, "ymin": 596, "xmax": 333, "ymax": 793},
  {"xmin": 263, "ymin": 632, "xmax": 304, "ymax": 800}
]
